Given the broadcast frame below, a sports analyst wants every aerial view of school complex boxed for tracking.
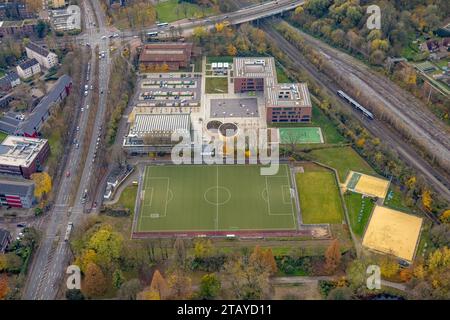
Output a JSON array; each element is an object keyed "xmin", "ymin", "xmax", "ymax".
[{"xmin": 0, "ymin": 0, "xmax": 449, "ymax": 304}]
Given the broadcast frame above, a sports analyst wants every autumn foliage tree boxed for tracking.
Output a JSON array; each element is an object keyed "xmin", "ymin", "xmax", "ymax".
[
  {"xmin": 198, "ymin": 273, "xmax": 221, "ymax": 299},
  {"xmin": 167, "ymin": 270, "xmax": 192, "ymax": 300},
  {"xmin": 0, "ymin": 274, "xmax": 9, "ymax": 300},
  {"xmin": 249, "ymin": 246, "xmax": 278, "ymax": 276},
  {"xmin": 139, "ymin": 270, "xmax": 168, "ymax": 300},
  {"xmin": 408, "ymin": 246, "xmax": 450, "ymax": 299},
  {"xmin": 325, "ymin": 239, "xmax": 341, "ymax": 274},
  {"xmin": 83, "ymin": 263, "xmax": 107, "ymax": 298},
  {"xmin": 422, "ymin": 190, "xmax": 433, "ymax": 212},
  {"xmin": 31, "ymin": 172, "xmax": 52, "ymax": 200}
]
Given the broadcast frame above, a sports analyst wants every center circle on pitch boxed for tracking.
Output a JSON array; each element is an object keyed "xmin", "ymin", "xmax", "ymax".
[{"xmin": 204, "ymin": 187, "xmax": 231, "ymax": 205}]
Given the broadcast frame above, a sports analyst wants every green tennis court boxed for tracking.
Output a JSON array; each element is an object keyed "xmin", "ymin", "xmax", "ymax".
[
  {"xmin": 135, "ymin": 165, "xmax": 298, "ymax": 234},
  {"xmin": 279, "ymin": 127, "xmax": 324, "ymax": 144}
]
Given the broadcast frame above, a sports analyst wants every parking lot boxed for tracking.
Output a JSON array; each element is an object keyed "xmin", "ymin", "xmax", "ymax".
[{"xmin": 135, "ymin": 73, "xmax": 202, "ymax": 112}]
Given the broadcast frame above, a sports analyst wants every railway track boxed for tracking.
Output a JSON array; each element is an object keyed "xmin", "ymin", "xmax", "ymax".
[
  {"xmin": 262, "ymin": 24, "xmax": 450, "ymax": 206},
  {"xmin": 274, "ymin": 22, "xmax": 450, "ymax": 172}
]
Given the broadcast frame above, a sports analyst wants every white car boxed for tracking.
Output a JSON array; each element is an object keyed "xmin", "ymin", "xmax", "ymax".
[
  {"xmin": 81, "ymin": 107, "xmax": 84, "ymax": 112},
  {"xmin": 86, "ymin": 105, "xmax": 89, "ymax": 109},
  {"xmin": 101, "ymin": 35, "xmax": 107, "ymax": 40}
]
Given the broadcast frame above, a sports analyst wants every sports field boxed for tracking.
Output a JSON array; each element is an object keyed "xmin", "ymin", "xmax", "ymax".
[
  {"xmin": 134, "ymin": 165, "xmax": 298, "ymax": 234},
  {"xmin": 363, "ymin": 205, "xmax": 423, "ymax": 262},
  {"xmin": 345, "ymin": 171, "xmax": 390, "ymax": 199},
  {"xmin": 279, "ymin": 127, "xmax": 324, "ymax": 144},
  {"xmin": 295, "ymin": 167, "xmax": 344, "ymax": 224}
]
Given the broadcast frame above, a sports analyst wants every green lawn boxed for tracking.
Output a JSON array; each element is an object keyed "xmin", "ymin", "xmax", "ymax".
[
  {"xmin": 280, "ymin": 127, "xmax": 323, "ymax": 144},
  {"xmin": 45, "ymin": 131, "xmax": 63, "ymax": 166},
  {"xmin": 0, "ymin": 131, "xmax": 7, "ymax": 143},
  {"xmin": 296, "ymin": 168, "xmax": 344, "ymax": 224},
  {"xmin": 205, "ymin": 77, "xmax": 228, "ymax": 94},
  {"xmin": 383, "ymin": 185, "xmax": 410, "ymax": 213},
  {"xmin": 206, "ymin": 56, "xmax": 234, "ymax": 64},
  {"xmin": 344, "ymin": 192, "xmax": 375, "ymax": 237},
  {"xmin": 115, "ymin": 185, "xmax": 138, "ymax": 215},
  {"xmin": 136, "ymin": 165, "xmax": 297, "ymax": 233},
  {"xmin": 270, "ymin": 105, "xmax": 345, "ymax": 145},
  {"xmin": 155, "ymin": 0, "xmax": 217, "ymax": 23},
  {"xmin": 310, "ymin": 146, "xmax": 377, "ymax": 183},
  {"xmin": 276, "ymin": 66, "xmax": 291, "ymax": 83}
]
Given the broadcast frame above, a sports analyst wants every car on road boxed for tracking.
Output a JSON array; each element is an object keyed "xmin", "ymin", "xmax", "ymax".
[
  {"xmin": 66, "ymin": 171, "xmax": 70, "ymax": 177},
  {"xmin": 81, "ymin": 107, "xmax": 84, "ymax": 112},
  {"xmin": 76, "ymin": 126, "xmax": 80, "ymax": 131},
  {"xmin": 101, "ymin": 35, "xmax": 107, "ymax": 40},
  {"xmin": 84, "ymin": 90, "xmax": 88, "ymax": 96},
  {"xmin": 75, "ymin": 143, "xmax": 79, "ymax": 149},
  {"xmin": 17, "ymin": 223, "xmax": 26, "ymax": 228},
  {"xmin": 93, "ymin": 202, "xmax": 97, "ymax": 209},
  {"xmin": 90, "ymin": 85, "xmax": 93, "ymax": 90}
]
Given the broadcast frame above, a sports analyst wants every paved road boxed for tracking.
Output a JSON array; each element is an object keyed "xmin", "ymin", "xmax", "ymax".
[
  {"xmin": 22, "ymin": 0, "xmax": 304, "ymax": 300},
  {"xmin": 22, "ymin": 0, "xmax": 111, "ymax": 300},
  {"xmin": 263, "ymin": 23, "xmax": 450, "ymax": 205},
  {"xmin": 271, "ymin": 276, "xmax": 407, "ymax": 292},
  {"xmin": 43, "ymin": 0, "xmax": 304, "ymax": 48}
]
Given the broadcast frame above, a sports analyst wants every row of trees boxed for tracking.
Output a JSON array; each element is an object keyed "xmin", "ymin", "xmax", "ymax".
[
  {"xmin": 290, "ymin": 0, "xmax": 449, "ymax": 64},
  {"xmin": 271, "ymin": 21, "xmax": 448, "ymax": 218},
  {"xmin": 69, "ymin": 214, "xmax": 348, "ymax": 300},
  {"xmin": 102, "ymin": 0, "xmax": 157, "ymax": 29}
]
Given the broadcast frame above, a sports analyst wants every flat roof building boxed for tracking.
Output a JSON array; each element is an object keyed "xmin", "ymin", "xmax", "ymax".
[
  {"xmin": 0, "ymin": 19, "xmax": 37, "ymax": 37},
  {"xmin": 16, "ymin": 58, "xmax": 41, "ymax": 79},
  {"xmin": 0, "ymin": 72, "xmax": 20, "ymax": 92},
  {"xmin": 14, "ymin": 74, "xmax": 72, "ymax": 137},
  {"xmin": 233, "ymin": 57, "xmax": 312, "ymax": 123},
  {"xmin": 0, "ymin": 177, "xmax": 35, "ymax": 208},
  {"xmin": 50, "ymin": 5, "xmax": 81, "ymax": 31},
  {"xmin": 25, "ymin": 41, "xmax": 59, "ymax": 69},
  {"xmin": 0, "ymin": 135, "xmax": 49, "ymax": 178},
  {"xmin": 139, "ymin": 42, "xmax": 193, "ymax": 72},
  {"xmin": 123, "ymin": 112, "xmax": 191, "ymax": 154}
]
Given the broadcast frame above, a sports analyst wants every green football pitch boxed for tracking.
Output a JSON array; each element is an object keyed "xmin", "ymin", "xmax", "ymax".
[
  {"xmin": 135, "ymin": 165, "xmax": 298, "ymax": 233},
  {"xmin": 279, "ymin": 127, "xmax": 324, "ymax": 144}
]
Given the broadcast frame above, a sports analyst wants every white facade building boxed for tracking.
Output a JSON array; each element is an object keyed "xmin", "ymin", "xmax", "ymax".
[
  {"xmin": 25, "ymin": 41, "xmax": 58, "ymax": 69},
  {"xmin": 16, "ymin": 58, "xmax": 41, "ymax": 79},
  {"xmin": 50, "ymin": 5, "xmax": 81, "ymax": 31}
]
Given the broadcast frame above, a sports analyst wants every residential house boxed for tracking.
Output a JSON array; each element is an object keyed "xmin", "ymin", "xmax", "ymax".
[
  {"xmin": 0, "ymin": 19, "xmax": 37, "ymax": 37},
  {"xmin": 16, "ymin": 58, "xmax": 41, "ymax": 79},
  {"xmin": 0, "ymin": 72, "xmax": 20, "ymax": 92},
  {"xmin": 25, "ymin": 41, "xmax": 59, "ymax": 69}
]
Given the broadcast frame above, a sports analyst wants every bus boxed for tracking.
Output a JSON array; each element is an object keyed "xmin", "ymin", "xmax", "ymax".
[
  {"xmin": 64, "ymin": 222, "xmax": 73, "ymax": 242},
  {"xmin": 147, "ymin": 31, "xmax": 158, "ymax": 37},
  {"xmin": 157, "ymin": 22, "xmax": 169, "ymax": 28}
]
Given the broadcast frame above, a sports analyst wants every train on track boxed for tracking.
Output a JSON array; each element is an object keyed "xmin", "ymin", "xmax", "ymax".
[{"xmin": 337, "ymin": 90, "xmax": 374, "ymax": 120}]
